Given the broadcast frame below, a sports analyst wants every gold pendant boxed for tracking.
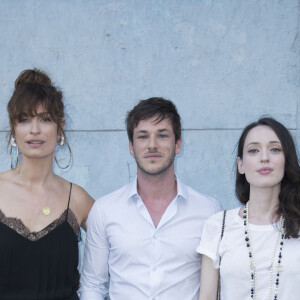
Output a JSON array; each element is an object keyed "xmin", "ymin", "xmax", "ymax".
[{"xmin": 43, "ymin": 206, "xmax": 51, "ymax": 216}]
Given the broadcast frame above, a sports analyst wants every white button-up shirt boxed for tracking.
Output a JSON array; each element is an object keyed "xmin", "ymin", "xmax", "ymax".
[{"xmin": 80, "ymin": 177, "xmax": 221, "ymax": 300}]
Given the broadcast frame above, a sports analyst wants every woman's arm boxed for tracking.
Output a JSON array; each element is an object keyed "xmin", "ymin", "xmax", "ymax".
[
  {"xmin": 71, "ymin": 183, "xmax": 95, "ymax": 231},
  {"xmin": 199, "ymin": 254, "xmax": 219, "ymax": 300},
  {"xmin": 79, "ymin": 192, "xmax": 94, "ymax": 231}
]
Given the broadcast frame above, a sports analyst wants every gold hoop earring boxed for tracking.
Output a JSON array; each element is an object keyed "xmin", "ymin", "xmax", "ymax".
[
  {"xmin": 10, "ymin": 145, "xmax": 19, "ymax": 169},
  {"xmin": 54, "ymin": 141, "xmax": 72, "ymax": 169}
]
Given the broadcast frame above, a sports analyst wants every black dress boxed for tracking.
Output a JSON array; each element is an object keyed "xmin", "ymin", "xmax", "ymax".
[{"xmin": 0, "ymin": 183, "xmax": 80, "ymax": 300}]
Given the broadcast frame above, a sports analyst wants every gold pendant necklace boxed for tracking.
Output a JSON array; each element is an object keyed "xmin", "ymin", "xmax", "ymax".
[
  {"xmin": 39, "ymin": 196, "xmax": 51, "ymax": 216},
  {"xmin": 42, "ymin": 206, "xmax": 51, "ymax": 216}
]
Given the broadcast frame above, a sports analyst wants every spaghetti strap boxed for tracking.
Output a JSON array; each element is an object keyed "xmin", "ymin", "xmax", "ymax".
[{"xmin": 66, "ymin": 182, "xmax": 73, "ymax": 220}]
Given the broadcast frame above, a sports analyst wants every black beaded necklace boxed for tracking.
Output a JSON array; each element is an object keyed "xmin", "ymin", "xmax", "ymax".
[{"xmin": 243, "ymin": 202, "xmax": 285, "ymax": 300}]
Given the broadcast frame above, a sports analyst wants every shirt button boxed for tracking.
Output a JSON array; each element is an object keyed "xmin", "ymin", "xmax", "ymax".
[
  {"xmin": 153, "ymin": 234, "xmax": 157, "ymax": 239},
  {"xmin": 152, "ymin": 266, "xmax": 157, "ymax": 271}
]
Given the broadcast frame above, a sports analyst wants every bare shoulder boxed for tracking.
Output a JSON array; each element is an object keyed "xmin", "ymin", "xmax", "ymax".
[
  {"xmin": 71, "ymin": 183, "xmax": 94, "ymax": 207},
  {"xmin": 70, "ymin": 183, "xmax": 94, "ymax": 229},
  {"xmin": 0, "ymin": 170, "xmax": 13, "ymax": 180},
  {"xmin": 53, "ymin": 176, "xmax": 94, "ymax": 208},
  {"xmin": 0, "ymin": 170, "xmax": 16, "ymax": 189}
]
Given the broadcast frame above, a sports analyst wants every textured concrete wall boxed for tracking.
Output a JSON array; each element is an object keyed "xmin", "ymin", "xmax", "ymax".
[{"xmin": 0, "ymin": 0, "xmax": 299, "ymax": 211}]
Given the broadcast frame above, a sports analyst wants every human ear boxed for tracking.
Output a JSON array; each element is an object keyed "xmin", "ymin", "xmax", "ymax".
[
  {"xmin": 237, "ymin": 157, "xmax": 245, "ymax": 174},
  {"xmin": 57, "ymin": 121, "xmax": 65, "ymax": 138},
  {"xmin": 60, "ymin": 120, "xmax": 65, "ymax": 130},
  {"xmin": 175, "ymin": 136, "xmax": 182, "ymax": 155},
  {"xmin": 129, "ymin": 140, "xmax": 134, "ymax": 155}
]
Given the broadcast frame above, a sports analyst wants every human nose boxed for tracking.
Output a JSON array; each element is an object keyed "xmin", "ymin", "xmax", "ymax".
[
  {"xmin": 148, "ymin": 135, "xmax": 157, "ymax": 150},
  {"xmin": 260, "ymin": 148, "xmax": 269, "ymax": 162},
  {"xmin": 30, "ymin": 119, "xmax": 41, "ymax": 134}
]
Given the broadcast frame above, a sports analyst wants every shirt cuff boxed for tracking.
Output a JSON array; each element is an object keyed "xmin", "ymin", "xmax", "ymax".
[{"xmin": 79, "ymin": 290, "xmax": 106, "ymax": 300}]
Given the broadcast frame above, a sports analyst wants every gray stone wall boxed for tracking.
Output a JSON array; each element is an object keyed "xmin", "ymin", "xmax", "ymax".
[{"xmin": 0, "ymin": 0, "xmax": 299, "ymax": 209}]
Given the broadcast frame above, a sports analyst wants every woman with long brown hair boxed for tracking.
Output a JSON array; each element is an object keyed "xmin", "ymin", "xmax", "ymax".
[
  {"xmin": 0, "ymin": 69, "xmax": 94, "ymax": 300},
  {"xmin": 197, "ymin": 117, "xmax": 300, "ymax": 300}
]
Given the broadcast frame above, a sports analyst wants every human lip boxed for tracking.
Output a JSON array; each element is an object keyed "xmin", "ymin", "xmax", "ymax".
[
  {"xmin": 144, "ymin": 153, "xmax": 162, "ymax": 159},
  {"xmin": 26, "ymin": 140, "xmax": 44, "ymax": 146},
  {"xmin": 258, "ymin": 167, "xmax": 273, "ymax": 175}
]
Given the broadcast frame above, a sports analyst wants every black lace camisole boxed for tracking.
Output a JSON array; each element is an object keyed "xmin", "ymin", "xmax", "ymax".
[{"xmin": 0, "ymin": 183, "xmax": 80, "ymax": 300}]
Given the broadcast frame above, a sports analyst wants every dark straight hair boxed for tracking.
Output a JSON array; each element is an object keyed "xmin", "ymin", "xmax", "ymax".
[
  {"xmin": 236, "ymin": 117, "xmax": 300, "ymax": 238},
  {"xmin": 126, "ymin": 97, "xmax": 181, "ymax": 144}
]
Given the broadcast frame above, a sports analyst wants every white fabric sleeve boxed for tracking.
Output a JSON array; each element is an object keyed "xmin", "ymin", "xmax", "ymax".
[
  {"xmin": 214, "ymin": 198, "xmax": 223, "ymax": 214},
  {"xmin": 79, "ymin": 201, "xmax": 109, "ymax": 300},
  {"xmin": 196, "ymin": 211, "xmax": 224, "ymax": 269}
]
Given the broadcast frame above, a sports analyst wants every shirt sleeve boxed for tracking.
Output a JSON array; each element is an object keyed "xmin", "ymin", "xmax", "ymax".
[
  {"xmin": 196, "ymin": 211, "xmax": 224, "ymax": 269},
  {"xmin": 214, "ymin": 199, "xmax": 223, "ymax": 214},
  {"xmin": 79, "ymin": 201, "xmax": 109, "ymax": 300}
]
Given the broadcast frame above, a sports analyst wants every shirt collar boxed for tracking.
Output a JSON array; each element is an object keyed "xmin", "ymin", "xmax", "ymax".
[
  {"xmin": 176, "ymin": 176, "xmax": 188, "ymax": 201},
  {"xmin": 127, "ymin": 177, "xmax": 139, "ymax": 201},
  {"xmin": 127, "ymin": 175, "xmax": 188, "ymax": 202}
]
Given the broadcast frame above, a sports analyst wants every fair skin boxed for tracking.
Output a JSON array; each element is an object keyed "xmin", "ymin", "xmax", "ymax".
[
  {"xmin": 129, "ymin": 116, "xmax": 182, "ymax": 227},
  {"xmin": 0, "ymin": 105, "xmax": 94, "ymax": 233},
  {"xmin": 199, "ymin": 125, "xmax": 285, "ymax": 300}
]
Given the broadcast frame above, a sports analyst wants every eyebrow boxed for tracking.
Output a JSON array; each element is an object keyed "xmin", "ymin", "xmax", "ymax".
[
  {"xmin": 19, "ymin": 111, "xmax": 50, "ymax": 117},
  {"xmin": 37, "ymin": 112, "xmax": 51, "ymax": 117},
  {"xmin": 135, "ymin": 128, "xmax": 170, "ymax": 134},
  {"xmin": 247, "ymin": 141, "xmax": 281, "ymax": 146}
]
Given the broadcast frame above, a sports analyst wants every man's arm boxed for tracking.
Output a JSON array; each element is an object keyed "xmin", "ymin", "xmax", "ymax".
[{"xmin": 79, "ymin": 202, "xmax": 109, "ymax": 300}]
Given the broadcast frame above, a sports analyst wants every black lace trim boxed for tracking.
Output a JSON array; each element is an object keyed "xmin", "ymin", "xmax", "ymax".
[{"xmin": 0, "ymin": 209, "xmax": 80, "ymax": 242}]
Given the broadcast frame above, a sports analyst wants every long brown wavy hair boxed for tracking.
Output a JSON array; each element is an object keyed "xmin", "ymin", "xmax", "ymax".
[{"xmin": 236, "ymin": 117, "xmax": 300, "ymax": 238}]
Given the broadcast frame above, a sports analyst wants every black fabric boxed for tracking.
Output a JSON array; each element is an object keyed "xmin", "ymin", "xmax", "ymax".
[{"xmin": 0, "ymin": 183, "xmax": 79, "ymax": 300}]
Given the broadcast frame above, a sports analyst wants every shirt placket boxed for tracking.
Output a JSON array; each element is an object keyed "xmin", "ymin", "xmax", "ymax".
[{"xmin": 136, "ymin": 196, "xmax": 178, "ymax": 300}]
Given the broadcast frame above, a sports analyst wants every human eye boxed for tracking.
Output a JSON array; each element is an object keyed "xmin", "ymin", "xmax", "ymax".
[
  {"xmin": 271, "ymin": 147, "xmax": 282, "ymax": 153},
  {"xmin": 41, "ymin": 117, "xmax": 52, "ymax": 122},
  {"xmin": 138, "ymin": 135, "xmax": 147, "ymax": 140},
  {"xmin": 248, "ymin": 148, "xmax": 258, "ymax": 154},
  {"xmin": 159, "ymin": 134, "xmax": 168, "ymax": 139},
  {"xmin": 18, "ymin": 116, "xmax": 29, "ymax": 123},
  {"xmin": 38, "ymin": 112, "xmax": 52, "ymax": 122}
]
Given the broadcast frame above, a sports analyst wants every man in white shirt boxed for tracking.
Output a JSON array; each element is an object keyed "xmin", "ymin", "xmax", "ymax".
[{"xmin": 80, "ymin": 97, "xmax": 221, "ymax": 300}]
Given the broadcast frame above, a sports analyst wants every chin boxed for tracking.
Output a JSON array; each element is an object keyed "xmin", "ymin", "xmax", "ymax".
[{"xmin": 253, "ymin": 182, "xmax": 281, "ymax": 189}]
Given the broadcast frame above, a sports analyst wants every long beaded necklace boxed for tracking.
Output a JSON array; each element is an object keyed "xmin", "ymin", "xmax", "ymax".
[{"xmin": 243, "ymin": 202, "xmax": 285, "ymax": 300}]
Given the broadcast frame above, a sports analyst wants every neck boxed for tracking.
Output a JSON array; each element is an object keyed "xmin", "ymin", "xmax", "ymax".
[
  {"xmin": 137, "ymin": 168, "xmax": 177, "ymax": 202},
  {"xmin": 247, "ymin": 186, "xmax": 281, "ymax": 224},
  {"xmin": 13, "ymin": 156, "xmax": 55, "ymax": 188}
]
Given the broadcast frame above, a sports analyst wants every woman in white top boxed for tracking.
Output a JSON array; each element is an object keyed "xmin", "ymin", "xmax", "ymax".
[{"xmin": 197, "ymin": 117, "xmax": 300, "ymax": 300}]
